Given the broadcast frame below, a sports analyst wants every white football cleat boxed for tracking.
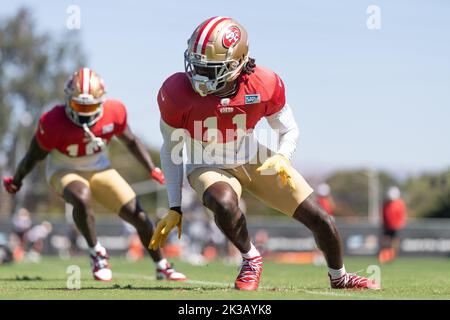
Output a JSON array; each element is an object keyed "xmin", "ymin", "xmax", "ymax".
[
  {"xmin": 90, "ymin": 248, "xmax": 112, "ymax": 282},
  {"xmin": 156, "ymin": 262, "xmax": 187, "ymax": 281}
]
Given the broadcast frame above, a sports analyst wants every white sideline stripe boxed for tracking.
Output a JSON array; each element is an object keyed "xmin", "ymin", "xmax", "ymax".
[
  {"xmin": 294, "ymin": 288, "xmax": 380, "ymax": 299},
  {"xmin": 189, "ymin": 279, "xmax": 230, "ymax": 287},
  {"xmin": 196, "ymin": 16, "xmax": 224, "ymax": 54},
  {"xmin": 113, "ymin": 272, "xmax": 371, "ymax": 297}
]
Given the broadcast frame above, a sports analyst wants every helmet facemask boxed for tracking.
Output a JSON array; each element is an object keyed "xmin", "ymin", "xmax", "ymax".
[
  {"xmin": 184, "ymin": 50, "xmax": 245, "ymax": 97},
  {"xmin": 64, "ymin": 101, "xmax": 104, "ymax": 127}
]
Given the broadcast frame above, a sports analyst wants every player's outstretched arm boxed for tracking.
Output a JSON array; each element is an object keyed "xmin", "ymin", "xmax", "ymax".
[
  {"xmin": 149, "ymin": 119, "xmax": 185, "ymax": 250},
  {"xmin": 117, "ymin": 125, "xmax": 165, "ymax": 184},
  {"xmin": 3, "ymin": 136, "xmax": 49, "ymax": 194},
  {"xmin": 158, "ymin": 119, "xmax": 185, "ymax": 209}
]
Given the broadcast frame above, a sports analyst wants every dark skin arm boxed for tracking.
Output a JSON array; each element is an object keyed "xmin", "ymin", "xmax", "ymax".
[
  {"xmin": 12, "ymin": 136, "xmax": 49, "ymax": 186},
  {"xmin": 117, "ymin": 125, "xmax": 156, "ymax": 173}
]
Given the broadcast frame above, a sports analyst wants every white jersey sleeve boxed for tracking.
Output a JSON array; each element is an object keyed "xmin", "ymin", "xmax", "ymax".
[
  {"xmin": 160, "ymin": 119, "xmax": 185, "ymax": 208},
  {"xmin": 265, "ymin": 103, "xmax": 299, "ymax": 160}
]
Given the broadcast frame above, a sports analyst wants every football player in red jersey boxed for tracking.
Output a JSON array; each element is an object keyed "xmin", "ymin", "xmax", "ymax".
[
  {"xmin": 3, "ymin": 68, "xmax": 186, "ymax": 282},
  {"xmin": 149, "ymin": 17, "xmax": 379, "ymax": 290}
]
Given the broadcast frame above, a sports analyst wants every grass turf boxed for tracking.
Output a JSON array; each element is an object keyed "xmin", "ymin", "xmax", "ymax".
[{"xmin": 0, "ymin": 256, "xmax": 449, "ymax": 299}]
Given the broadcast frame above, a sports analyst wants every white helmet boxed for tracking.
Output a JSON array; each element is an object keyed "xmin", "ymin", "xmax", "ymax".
[
  {"xmin": 387, "ymin": 186, "xmax": 401, "ymax": 201},
  {"xmin": 317, "ymin": 183, "xmax": 331, "ymax": 197}
]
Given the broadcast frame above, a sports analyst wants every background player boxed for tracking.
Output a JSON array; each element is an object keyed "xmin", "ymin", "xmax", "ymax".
[
  {"xmin": 316, "ymin": 183, "xmax": 336, "ymax": 220},
  {"xmin": 3, "ymin": 68, "xmax": 186, "ymax": 282},
  {"xmin": 149, "ymin": 17, "xmax": 378, "ymax": 290},
  {"xmin": 379, "ymin": 186, "xmax": 407, "ymax": 263}
]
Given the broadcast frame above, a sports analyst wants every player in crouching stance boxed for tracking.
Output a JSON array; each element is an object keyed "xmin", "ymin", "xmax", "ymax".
[
  {"xmin": 3, "ymin": 68, "xmax": 186, "ymax": 282},
  {"xmin": 149, "ymin": 17, "xmax": 379, "ymax": 291}
]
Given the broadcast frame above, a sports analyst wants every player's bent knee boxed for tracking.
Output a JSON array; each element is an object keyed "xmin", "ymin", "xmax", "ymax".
[
  {"xmin": 72, "ymin": 192, "xmax": 91, "ymax": 209},
  {"xmin": 316, "ymin": 213, "xmax": 335, "ymax": 233},
  {"xmin": 294, "ymin": 198, "xmax": 335, "ymax": 233},
  {"xmin": 119, "ymin": 198, "xmax": 139, "ymax": 216},
  {"xmin": 307, "ymin": 211, "xmax": 336, "ymax": 236},
  {"xmin": 203, "ymin": 182, "xmax": 240, "ymax": 216},
  {"xmin": 64, "ymin": 182, "xmax": 92, "ymax": 209},
  {"xmin": 205, "ymin": 193, "xmax": 238, "ymax": 216},
  {"xmin": 118, "ymin": 199, "xmax": 149, "ymax": 226}
]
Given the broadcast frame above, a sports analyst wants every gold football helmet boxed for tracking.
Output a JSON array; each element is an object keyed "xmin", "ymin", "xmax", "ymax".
[
  {"xmin": 64, "ymin": 67, "xmax": 106, "ymax": 126},
  {"xmin": 184, "ymin": 17, "xmax": 249, "ymax": 96}
]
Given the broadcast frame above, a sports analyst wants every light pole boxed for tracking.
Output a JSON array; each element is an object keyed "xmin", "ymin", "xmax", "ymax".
[{"xmin": 366, "ymin": 167, "xmax": 381, "ymax": 225}]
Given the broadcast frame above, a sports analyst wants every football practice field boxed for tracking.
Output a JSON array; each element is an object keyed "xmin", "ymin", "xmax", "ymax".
[{"xmin": 0, "ymin": 256, "xmax": 449, "ymax": 300}]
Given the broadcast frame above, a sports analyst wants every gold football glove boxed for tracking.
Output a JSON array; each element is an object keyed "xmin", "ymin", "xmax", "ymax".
[
  {"xmin": 256, "ymin": 154, "xmax": 296, "ymax": 191},
  {"xmin": 149, "ymin": 209, "xmax": 182, "ymax": 251}
]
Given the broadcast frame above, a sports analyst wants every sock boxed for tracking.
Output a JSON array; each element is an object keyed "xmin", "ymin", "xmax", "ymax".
[
  {"xmin": 89, "ymin": 242, "xmax": 104, "ymax": 256},
  {"xmin": 156, "ymin": 258, "xmax": 168, "ymax": 270},
  {"xmin": 328, "ymin": 265, "xmax": 346, "ymax": 280},
  {"xmin": 242, "ymin": 243, "xmax": 260, "ymax": 259}
]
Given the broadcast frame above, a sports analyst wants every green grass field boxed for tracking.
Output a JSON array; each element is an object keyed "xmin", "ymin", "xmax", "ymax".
[{"xmin": 0, "ymin": 256, "xmax": 449, "ymax": 299}]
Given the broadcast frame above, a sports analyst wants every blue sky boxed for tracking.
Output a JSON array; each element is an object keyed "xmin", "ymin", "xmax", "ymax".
[{"xmin": 4, "ymin": 0, "xmax": 450, "ymax": 176}]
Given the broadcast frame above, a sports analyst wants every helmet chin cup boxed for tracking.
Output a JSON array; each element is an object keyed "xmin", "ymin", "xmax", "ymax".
[{"xmin": 192, "ymin": 74, "xmax": 217, "ymax": 97}]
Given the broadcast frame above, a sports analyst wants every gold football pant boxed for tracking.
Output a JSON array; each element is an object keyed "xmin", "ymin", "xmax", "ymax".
[
  {"xmin": 50, "ymin": 168, "xmax": 136, "ymax": 213},
  {"xmin": 188, "ymin": 149, "xmax": 314, "ymax": 217}
]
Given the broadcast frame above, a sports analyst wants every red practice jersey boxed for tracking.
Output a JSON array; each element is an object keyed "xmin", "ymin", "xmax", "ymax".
[
  {"xmin": 383, "ymin": 199, "xmax": 407, "ymax": 230},
  {"xmin": 36, "ymin": 99, "xmax": 127, "ymax": 157},
  {"xmin": 158, "ymin": 66, "xmax": 286, "ymax": 143}
]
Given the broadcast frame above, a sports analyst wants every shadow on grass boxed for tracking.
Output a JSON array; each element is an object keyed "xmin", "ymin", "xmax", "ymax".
[
  {"xmin": 0, "ymin": 276, "xmax": 47, "ymax": 281},
  {"xmin": 29, "ymin": 285, "xmax": 328, "ymax": 293},
  {"xmin": 30, "ymin": 284, "xmax": 233, "ymax": 292}
]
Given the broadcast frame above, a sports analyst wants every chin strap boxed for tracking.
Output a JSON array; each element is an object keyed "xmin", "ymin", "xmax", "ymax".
[{"xmin": 82, "ymin": 123, "xmax": 105, "ymax": 149}]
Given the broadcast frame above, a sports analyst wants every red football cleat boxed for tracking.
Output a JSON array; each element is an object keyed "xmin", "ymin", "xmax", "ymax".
[
  {"xmin": 156, "ymin": 262, "xmax": 187, "ymax": 281},
  {"xmin": 90, "ymin": 248, "xmax": 112, "ymax": 282},
  {"xmin": 234, "ymin": 256, "xmax": 263, "ymax": 291},
  {"xmin": 329, "ymin": 272, "xmax": 380, "ymax": 290}
]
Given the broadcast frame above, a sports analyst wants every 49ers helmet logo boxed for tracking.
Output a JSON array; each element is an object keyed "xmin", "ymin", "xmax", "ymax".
[{"xmin": 223, "ymin": 26, "xmax": 241, "ymax": 48}]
